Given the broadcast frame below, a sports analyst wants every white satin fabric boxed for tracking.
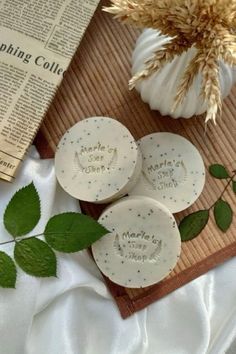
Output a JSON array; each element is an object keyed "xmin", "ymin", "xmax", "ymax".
[{"xmin": 0, "ymin": 147, "xmax": 235, "ymax": 354}]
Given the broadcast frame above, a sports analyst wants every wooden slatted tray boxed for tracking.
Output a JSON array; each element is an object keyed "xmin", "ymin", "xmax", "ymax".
[{"xmin": 35, "ymin": 0, "xmax": 236, "ymax": 318}]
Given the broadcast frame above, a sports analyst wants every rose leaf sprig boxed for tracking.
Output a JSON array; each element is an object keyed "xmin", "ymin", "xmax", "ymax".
[
  {"xmin": 179, "ymin": 164, "xmax": 236, "ymax": 241},
  {"xmin": 0, "ymin": 183, "xmax": 109, "ymax": 288}
]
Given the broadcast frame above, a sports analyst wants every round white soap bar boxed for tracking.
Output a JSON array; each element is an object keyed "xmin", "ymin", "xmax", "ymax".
[
  {"xmin": 129, "ymin": 133, "xmax": 205, "ymax": 213},
  {"xmin": 55, "ymin": 117, "xmax": 142, "ymax": 203},
  {"xmin": 92, "ymin": 196, "xmax": 181, "ymax": 288}
]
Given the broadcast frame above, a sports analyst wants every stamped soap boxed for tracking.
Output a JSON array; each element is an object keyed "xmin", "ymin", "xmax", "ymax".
[
  {"xmin": 55, "ymin": 117, "xmax": 142, "ymax": 203},
  {"xmin": 92, "ymin": 196, "xmax": 181, "ymax": 288},
  {"xmin": 129, "ymin": 133, "xmax": 205, "ymax": 213}
]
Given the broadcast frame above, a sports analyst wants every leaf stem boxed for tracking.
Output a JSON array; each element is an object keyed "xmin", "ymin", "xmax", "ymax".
[
  {"xmin": 0, "ymin": 234, "xmax": 44, "ymax": 246},
  {"xmin": 208, "ymin": 171, "xmax": 236, "ymax": 210},
  {"xmin": 0, "ymin": 231, "xmax": 95, "ymax": 247}
]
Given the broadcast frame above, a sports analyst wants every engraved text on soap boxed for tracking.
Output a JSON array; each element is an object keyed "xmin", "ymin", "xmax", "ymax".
[
  {"xmin": 74, "ymin": 142, "xmax": 117, "ymax": 174},
  {"xmin": 144, "ymin": 159, "xmax": 187, "ymax": 191},
  {"xmin": 114, "ymin": 231, "xmax": 162, "ymax": 263}
]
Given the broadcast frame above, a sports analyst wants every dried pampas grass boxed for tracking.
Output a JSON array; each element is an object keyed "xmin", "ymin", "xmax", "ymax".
[{"xmin": 104, "ymin": 0, "xmax": 236, "ymax": 123}]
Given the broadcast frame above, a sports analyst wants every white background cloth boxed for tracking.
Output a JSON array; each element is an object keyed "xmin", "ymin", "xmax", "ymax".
[{"xmin": 0, "ymin": 148, "xmax": 235, "ymax": 354}]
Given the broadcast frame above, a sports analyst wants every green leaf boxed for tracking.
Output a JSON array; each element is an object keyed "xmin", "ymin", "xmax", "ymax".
[
  {"xmin": 14, "ymin": 238, "xmax": 56, "ymax": 277},
  {"xmin": 214, "ymin": 199, "xmax": 233, "ymax": 232},
  {"xmin": 44, "ymin": 212, "xmax": 109, "ymax": 253},
  {"xmin": 232, "ymin": 181, "xmax": 236, "ymax": 194},
  {"xmin": 209, "ymin": 164, "xmax": 230, "ymax": 179},
  {"xmin": 4, "ymin": 182, "xmax": 41, "ymax": 237},
  {"xmin": 179, "ymin": 210, "xmax": 209, "ymax": 241},
  {"xmin": 0, "ymin": 251, "xmax": 16, "ymax": 288}
]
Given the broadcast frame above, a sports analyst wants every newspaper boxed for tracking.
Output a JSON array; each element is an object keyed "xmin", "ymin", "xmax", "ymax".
[{"xmin": 0, "ymin": 0, "xmax": 100, "ymax": 182}]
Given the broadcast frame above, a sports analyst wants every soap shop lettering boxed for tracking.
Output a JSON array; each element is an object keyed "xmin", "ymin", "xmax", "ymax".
[
  {"xmin": 0, "ymin": 42, "xmax": 65, "ymax": 76},
  {"xmin": 74, "ymin": 143, "xmax": 118, "ymax": 174},
  {"xmin": 79, "ymin": 142, "xmax": 116, "ymax": 156},
  {"xmin": 147, "ymin": 159, "xmax": 185, "ymax": 173}
]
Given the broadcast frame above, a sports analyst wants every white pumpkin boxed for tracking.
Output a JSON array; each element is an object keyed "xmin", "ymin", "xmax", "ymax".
[{"xmin": 132, "ymin": 29, "xmax": 236, "ymax": 119}]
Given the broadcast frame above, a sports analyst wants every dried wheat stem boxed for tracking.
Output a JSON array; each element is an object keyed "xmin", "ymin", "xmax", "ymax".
[
  {"xmin": 200, "ymin": 55, "xmax": 222, "ymax": 124},
  {"xmin": 173, "ymin": 52, "xmax": 202, "ymax": 111},
  {"xmin": 103, "ymin": 0, "xmax": 157, "ymax": 29},
  {"xmin": 129, "ymin": 41, "xmax": 185, "ymax": 89}
]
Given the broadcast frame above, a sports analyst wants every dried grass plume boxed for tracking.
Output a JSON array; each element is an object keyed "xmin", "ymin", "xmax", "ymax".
[{"xmin": 104, "ymin": 0, "xmax": 236, "ymax": 123}]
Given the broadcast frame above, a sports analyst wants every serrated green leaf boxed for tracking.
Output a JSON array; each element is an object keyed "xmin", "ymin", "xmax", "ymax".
[
  {"xmin": 214, "ymin": 199, "xmax": 233, "ymax": 232},
  {"xmin": 4, "ymin": 182, "xmax": 41, "ymax": 237},
  {"xmin": 233, "ymin": 181, "xmax": 236, "ymax": 194},
  {"xmin": 44, "ymin": 212, "xmax": 109, "ymax": 253},
  {"xmin": 179, "ymin": 210, "xmax": 209, "ymax": 241},
  {"xmin": 209, "ymin": 164, "xmax": 230, "ymax": 179},
  {"xmin": 0, "ymin": 251, "xmax": 16, "ymax": 288},
  {"xmin": 14, "ymin": 238, "xmax": 56, "ymax": 277}
]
